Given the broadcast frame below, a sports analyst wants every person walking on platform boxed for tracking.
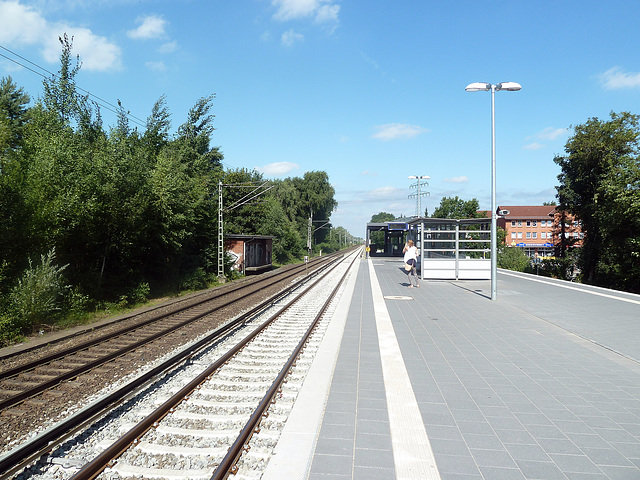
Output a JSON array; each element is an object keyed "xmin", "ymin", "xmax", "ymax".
[{"xmin": 403, "ymin": 239, "xmax": 420, "ymax": 288}]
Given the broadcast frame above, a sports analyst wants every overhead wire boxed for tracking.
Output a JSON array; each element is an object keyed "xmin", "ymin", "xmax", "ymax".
[
  {"xmin": 1, "ymin": 44, "xmax": 236, "ymax": 169},
  {"xmin": 0, "ymin": 44, "xmax": 147, "ymax": 128}
]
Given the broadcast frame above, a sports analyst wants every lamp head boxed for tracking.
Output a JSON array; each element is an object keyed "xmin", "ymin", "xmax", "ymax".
[
  {"xmin": 465, "ymin": 82, "xmax": 491, "ymax": 92},
  {"xmin": 496, "ymin": 82, "xmax": 522, "ymax": 91}
]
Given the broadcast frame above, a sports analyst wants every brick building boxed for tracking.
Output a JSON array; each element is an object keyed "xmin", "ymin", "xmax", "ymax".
[{"xmin": 495, "ymin": 205, "xmax": 583, "ymax": 258}]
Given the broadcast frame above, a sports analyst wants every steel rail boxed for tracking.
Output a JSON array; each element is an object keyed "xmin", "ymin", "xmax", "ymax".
[
  {"xmin": 0, "ymin": 253, "xmax": 347, "ymax": 480},
  {"xmin": 212, "ymin": 249, "xmax": 359, "ymax": 479},
  {"xmin": 0, "ymin": 254, "xmax": 333, "ymax": 374},
  {"xmin": 68, "ymin": 251, "xmax": 356, "ymax": 480},
  {"xmin": 0, "ymin": 255, "xmax": 340, "ymax": 411}
]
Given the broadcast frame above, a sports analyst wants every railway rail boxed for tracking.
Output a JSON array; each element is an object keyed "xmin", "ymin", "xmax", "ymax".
[
  {"xmin": 0, "ymin": 247, "xmax": 360, "ymax": 480},
  {"xmin": 0, "ymin": 253, "xmax": 339, "ymax": 413}
]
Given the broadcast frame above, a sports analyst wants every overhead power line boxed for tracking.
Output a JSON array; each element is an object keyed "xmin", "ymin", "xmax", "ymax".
[{"xmin": 0, "ymin": 44, "xmax": 146, "ymax": 128}]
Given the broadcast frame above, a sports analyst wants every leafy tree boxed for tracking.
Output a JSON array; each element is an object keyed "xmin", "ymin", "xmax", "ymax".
[
  {"xmin": 497, "ymin": 245, "xmax": 530, "ymax": 272},
  {"xmin": 0, "ymin": 76, "xmax": 30, "ymax": 154},
  {"xmin": 554, "ymin": 111, "xmax": 640, "ymax": 292},
  {"xmin": 144, "ymin": 94, "xmax": 172, "ymax": 157},
  {"xmin": 431, "ymin": 196, "xmax": 481, "ymax": 219},
  {"xmin": 370, "ymin": 212, "xmax": 396, "ymax": 223}
]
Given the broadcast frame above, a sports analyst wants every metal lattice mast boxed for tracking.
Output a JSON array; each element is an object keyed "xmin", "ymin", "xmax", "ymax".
[
  {"xmin": 408, "ymin": 175, "xmax": 430, "ymax": 217},
  {"xmin": 217, "ymin": 181, "xmax": 224, "ymax": 279}
]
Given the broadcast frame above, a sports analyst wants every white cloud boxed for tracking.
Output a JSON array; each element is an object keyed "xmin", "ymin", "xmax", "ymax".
[
  {"xmin": 271, "ymin": 0, "xmax": 340, "ymax": 31},
  {"xmin": 443, "ymin": 176, "xmax": 469, "ymax": 183},
  {"xmin": 255, "ymin": 161, "xmax": 300, "ymax": 176},
  {"xmin": 536, "ymin": 127, "xmax": 566, "ymax": 141},
  {"xmin": 281, "ymin": 29, "xmax": 304, "ymax": 46},
  {"xmin": 600, "ymin": 66, "xmax": 640, "ymax": 90},
  {"xmin": 523, "ymin": 142, "xmax": 544, "ymax": 151},
  {"xmin": 315, "ymin": 4, "xmax": 340, "ymax": 24},
  {"xmin": 371, "ymin": 123, "xmax": 429, "ymax": 141},
  {"xmin": 522, "ymin": 126, "xmax": 567, "ymax": 151},
  {"xmin": 145, "ymin": 60, "xmax": 166, "ymax": 72},
  {"xmin": 158, "ymin": 41, "xmax": 178, "ymax": 54},
  {"xmin": 127, "ymin": 15, "xmax": 167, "ymax": 40},
  {"xmin": 0, "ymin": 1, "xmax": 48, "ymax": 45},
  {"xmin": 360, "ymin": 170, "xmax": 378, "ymax": 177},
  {"xmin": 44, "ymin": 27, "xmax": 122, "ymax": 71},
  {"xmin": 364, "ymin": 186, "xmax": 401, "ymax": 199},
  {"xmin": 0, "ymin": 1, "xmax": 122, "ymax": 71}
]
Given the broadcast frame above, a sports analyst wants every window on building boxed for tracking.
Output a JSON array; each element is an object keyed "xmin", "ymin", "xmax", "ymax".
[
  {"xmin": 541, "ymin": 232, "xmax": 546, "ymax": 239},
  {"xmin": 511, "ymin": 220, "xmax": 516, "ymax": 227},
  {"xmin": 517, "ymin": 232, "xmax": 523, "ymax": 239},
  {"xmin": 511, "ymin": 232, "xmax": 516, "ymax": 239},
  {"xmin": 532, "ymin": 232, "xmax": 537, "ymax": 239},
  {"xmin": 526, "ymin": 232, "xmax": 531, "ymax": 239},
  {"xmin": 526, "ymin": 221, "xmax": 531, "ymax": 227},
  {"xmin": 532, "ymin": 220, "xmax": 537, "ymax": 227},
  {"xmin": 517, "ymin": 221, "xmax": 522, "ymax": 227}
]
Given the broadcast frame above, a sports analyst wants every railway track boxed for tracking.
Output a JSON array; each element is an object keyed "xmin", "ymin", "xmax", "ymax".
[
  {"xmin": 0, "ymin": 247, "xmax": 361, "ymax": 479},
  {"xmin": 0, "ymin": 253, "xmax": 340, "ymax": 414}
]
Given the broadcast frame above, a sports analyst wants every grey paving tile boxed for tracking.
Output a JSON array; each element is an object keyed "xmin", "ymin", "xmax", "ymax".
[
  {"xmin": 429, "ymin": 438, "xmax": 471, "ymax": 456},
  {"xmin": 548, "ymin": 454, "xmax": 601, "ymax": 474},
  {"xmin": 505, "ymin": 443, "xmax": 553, "ymax": 462},
  {"xmin": 321, "ymin": 410, "xmax": 356, "ymax": 427},
  {"xmin": 352, "ymin": 465, "xmax": 395, "ymax": 480},
  {"xmin": 580, "ymin": 446, "xmax": 636, "ymax": 467},
  {"xmin": 434, "ymin": 454, "xmax": 482, "ymax": 476},
  {"xmin": 456, "ymin": 420, "xmax": 495, "ymax": 435},
  {"xmin": 355, "ymin": 418, "xmax": 390, "ymax": 435},
  {"xmin": 591, "ymin": 427, "xmax": 638, "ymax": 444},
  {"xmin": 319, "ymin": 422, "xmax": 355, "ymax": 440},
  {"xmin": 324, "ymin": 398, "xmax": 357, "ymax": 414},
  {"xmin": 354, "ymin": 445, "xmax": 394, "ymax": 468},
  {"xmin": 470, "ymin": 448, "xmax": 519, "ymax": 468},
  {"xmin": 310, "ymin": 453, "xmax": 353, "ymax": 475},
  {"xmin": 514, "ymin": 459, "xmax": 568, "ymax": 479},
  {"xmin": 463, "ymin": 433, "xmax": 505, "ymax": 450},
  {"xmin": 478, "ymin": 465, "xmax": 527, "ymax": 479},
  {"xmin": 314, "ymin": 436, "xmax": 354, "ymax": 456},
  {"xmin": 425, "ymin": 424, "xmax": 465, "ymax": 441},
  {"xmin": 422, "ymin": 411, "xmax": 458, "ymax": 427},
  {"xmin": 610, "ymin": 441, "xmax": 640, "ymax": 458},
  {"xmin": 597, "ymin": 465, "xmax": 640, "ymax": 479},
  {"xmin": 536, "ymin": 437, "xmax": 583, "ymax": 455},
  {"xmin": 354, "ymin": 432, "xmax": 392, "ymax": 451},
  {"xmin": 308, "ymin": 473, "xmax": 351, "ymax": 480},
  {"xmin": 525, "ymin": 424, "xmax": 569, "ymax": 439}
]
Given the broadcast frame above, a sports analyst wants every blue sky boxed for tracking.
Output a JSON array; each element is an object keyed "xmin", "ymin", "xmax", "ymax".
[{"xmin": 2, "ymin": 0, "xmax": 640, "ymax": 237}]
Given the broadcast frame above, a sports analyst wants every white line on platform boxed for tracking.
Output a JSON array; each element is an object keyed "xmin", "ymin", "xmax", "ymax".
[
  {"xmin": 500, "ymin": 270, "xmax": 640, "ymax": 305},
  {"xmin": 368, "ymin": 259, "xmax": 441, "ymax": 480}
]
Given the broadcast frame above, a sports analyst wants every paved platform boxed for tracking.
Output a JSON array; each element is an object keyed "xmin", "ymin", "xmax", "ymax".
[{"xmin": 265, "ymin": 256, "xmax": 640, "ymax": 479}]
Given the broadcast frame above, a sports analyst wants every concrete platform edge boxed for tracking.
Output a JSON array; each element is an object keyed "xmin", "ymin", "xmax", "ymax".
[{"xmin": 261, "ymin": 256, "xmax": 362, "ymax": 480}]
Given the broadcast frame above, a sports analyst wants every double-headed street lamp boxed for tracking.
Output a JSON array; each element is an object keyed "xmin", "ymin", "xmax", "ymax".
[{"xmin": 465, "ymin": 82, "xmax": 521, "ymax": 301}]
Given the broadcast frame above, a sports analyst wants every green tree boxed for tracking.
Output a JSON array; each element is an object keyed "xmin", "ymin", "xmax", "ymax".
[
  {"xmin": 431, "ymin": 196, "xmax": 481, "ymax": 219},
  {"xmin": 497, "ymin": 245, "xmax": 530, "ymax": 272},
  {"xmin": 554, "ymin": 111, "xmax": 640, "ymax": 291},
  {"xmin": 0, "ymin": 76, "xmax": 30, "ymax": 154},
  {"xmin": 370, "ymin": 212, "xmax": 396, "ymax": 223}
]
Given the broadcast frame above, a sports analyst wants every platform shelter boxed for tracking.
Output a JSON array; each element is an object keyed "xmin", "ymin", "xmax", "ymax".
[{"xmin": 366, "ymin": 218, "xmax": 491, "ymax": 280}]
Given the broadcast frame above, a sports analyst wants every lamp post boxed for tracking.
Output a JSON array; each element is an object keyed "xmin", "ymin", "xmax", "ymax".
[
  {"xmin": 465, "ymin": 82, "xmax": 521, "ymax": 300},
  {"xmin": 408, "ymin": 175, "xmax": 430, "ymax": 218}
]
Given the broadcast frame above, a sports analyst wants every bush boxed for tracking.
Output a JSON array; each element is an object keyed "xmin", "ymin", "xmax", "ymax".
[
  {"xmin": 8, "ymin": 249, "xmax": 68, "ymax": 333},
  {"xmin": 0, "ymin": 315, "xmax": 21, "ymax": 346},
  {"xmin": 497, "ymin": 246, "xmax": 530, "ymax": 272},
  {"xmin": 131, "ymin": 282, "xmax": 151, "ymax": 304}
]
